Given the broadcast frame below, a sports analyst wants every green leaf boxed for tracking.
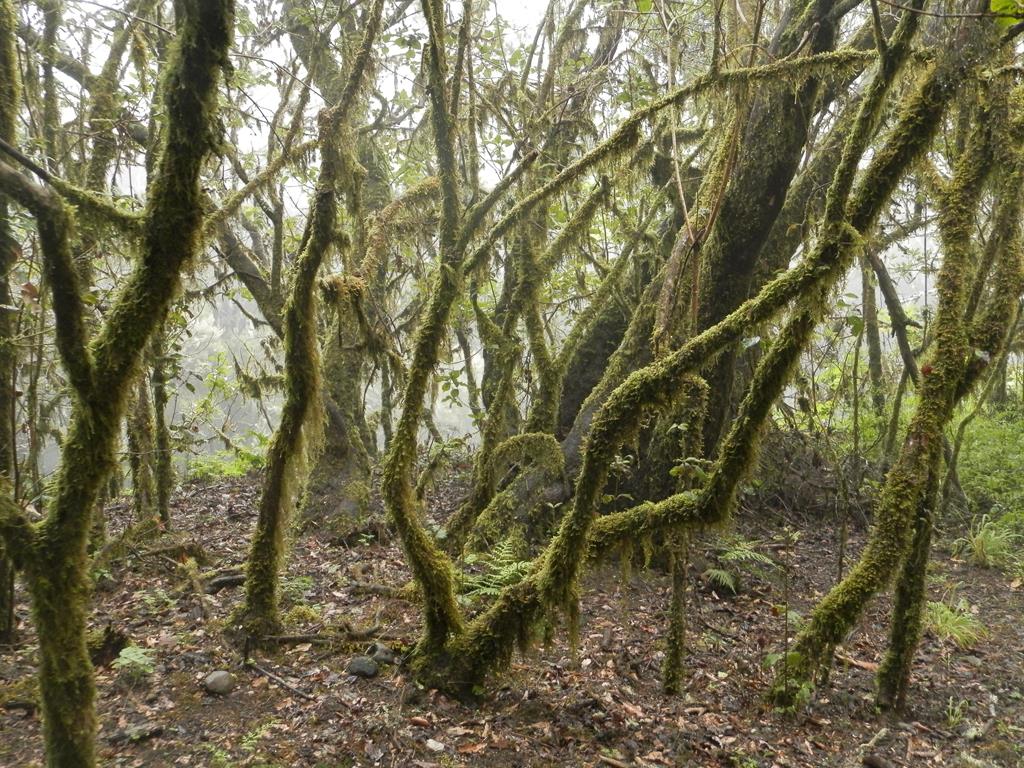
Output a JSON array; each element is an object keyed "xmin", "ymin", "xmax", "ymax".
[
  {"xmin": 991, "ymin": 0, "xmax": 1023, "ymax": 29},
  {"xmin": 635, "ymin": 0, "xmax": 653, "ymax": 12}
]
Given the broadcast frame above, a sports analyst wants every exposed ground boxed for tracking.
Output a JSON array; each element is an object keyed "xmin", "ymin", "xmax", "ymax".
[{"xmin": 2, "ymin": 473, "xmax": 1023, "ymax": 767}]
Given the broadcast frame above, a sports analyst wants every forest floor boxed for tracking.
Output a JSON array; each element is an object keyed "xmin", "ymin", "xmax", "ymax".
[{"xmin": 2, "ymin": 472, "xmax": 1024, "ymax": 768}]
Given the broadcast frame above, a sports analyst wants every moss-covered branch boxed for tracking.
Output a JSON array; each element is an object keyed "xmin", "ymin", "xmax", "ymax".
[
  {"xmin": 205, "ymin": 138, "xmax": 317, "ymax": 233},
  {"xmin": 777, "ymin": 74, "xmax": 1007, "ymax": 707},
  {"xmin": 240, "ymin": 0, "xmax": 385, "ymax": 637},
  {"xmin": 0, "ymin": 161, "xmax": 94, "ymax": 398}
]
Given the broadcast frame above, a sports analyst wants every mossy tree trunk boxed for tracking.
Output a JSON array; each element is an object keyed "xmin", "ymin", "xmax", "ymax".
[
  {"xmin": 862, "ymin": 256, "xmax": 886, "ymax": 415},
  {"xmin": 127, "ymin": 372, "xmax": 158, "ymax": 523},
  {"xmin": 238, "ymin": 0, "xmax": 385, "ymax": 640},
  {"xmin": 284, "ymin": 0, "xmax": 386, "ymax": 529},
  {"xmin": 151, "ymin": 328, "xmax": 173, "ymax": 525},
  {"xmin": 695, "ymin": 0, "xmax": 841, "ymax": 457},
  {"xmin": 777, "ymin": 57, "xmax": 1018, "ymax": 707},
  {"xmin": 0, "ymin": 0, "xmax": 18, "ymax": 644},
  {"xmin": 303, "ymin": 281, "xmax": 373, "ymax": 530},
  {"xmin": 0, "ymin": 2, "xmax": 233, "ymax": 764}
]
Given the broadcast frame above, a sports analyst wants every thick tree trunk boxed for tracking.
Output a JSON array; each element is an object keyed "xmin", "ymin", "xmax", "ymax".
[
  {"xmin": 876, "ymin": 471, "xmax": 935, "ymax": 711},
  {"xmin": 696, "ymin": 0, "xmax": 840, "ymax": 456},
  {"xmin": 303, "ymin": 295, "xmax": 373, "ymax": 530}
]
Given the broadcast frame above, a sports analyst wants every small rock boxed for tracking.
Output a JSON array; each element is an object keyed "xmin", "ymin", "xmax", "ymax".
[
  {"xmin": 368, "ymin": 642, "xmax": 398, "ymax": 666},
  {"xmin": 963, "ymin": 724, "xmax": 985, "ymax": 742},
  {"xmin": 346, "ymin": 656, "xmax": 379, "ymax": 678},
  {"xmin": 203, "ymin": 670, "xmax": 235, "ymax": 695},
  {"xmin": 963, "ymin": 655, "xmax": 983, "ymax": 668},
  {"xmin": 425, "ymin": 738, "xmax": 445, "ymax": 752}
]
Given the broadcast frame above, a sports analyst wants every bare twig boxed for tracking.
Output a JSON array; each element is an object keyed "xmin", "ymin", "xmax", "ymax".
[{"xmin": 244, "ymin": 660, "xmax": 316, "ymax": 701}]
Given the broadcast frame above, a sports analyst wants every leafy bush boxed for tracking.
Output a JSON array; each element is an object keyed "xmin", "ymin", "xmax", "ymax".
[
  {"xmin": 958, "ymin": 409, "xmax": 1024, "ymax": 521},
  {"xmin": 187, "ymin": 447, "xmax": 265, "ymax": 480}
]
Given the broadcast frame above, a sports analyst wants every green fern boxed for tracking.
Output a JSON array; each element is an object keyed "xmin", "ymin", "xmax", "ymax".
[
  {"xmin": 703, "ymin": 567, "xmax": 738, "ymax": 593},
  {"xmin": 719, "ymin": 536, "xmax": 774, "ymax": 567},
  {"xmin": 703, "ymin": 535, "xmax": 775, "ymax": 594},
  {"xmin": 460, "ymin": 538, "xmax": 532, "ymax": 599}
]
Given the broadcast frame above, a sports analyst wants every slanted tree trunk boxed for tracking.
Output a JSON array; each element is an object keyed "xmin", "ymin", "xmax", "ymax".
[{"xmin": 0, "ymin": 3, "xmax": 233, "ymax": 764}]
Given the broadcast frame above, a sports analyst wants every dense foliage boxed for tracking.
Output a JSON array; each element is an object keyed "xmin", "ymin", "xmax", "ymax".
[{"xmin": 2, "ymin": 0, "xmax": 1024, "ymax": 764}]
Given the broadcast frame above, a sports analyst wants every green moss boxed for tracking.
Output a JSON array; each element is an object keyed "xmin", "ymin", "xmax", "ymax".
[
  {"xmin": 239, "ymin": 2, "xmax": 384, "ymax": 640},
  {"xmin": 0, "ymin": 4, "xmax": 236, "ymax": 765},
  {"xmin": 775, "ymin": 78, "xmax": 1008, "ymax": 708}
]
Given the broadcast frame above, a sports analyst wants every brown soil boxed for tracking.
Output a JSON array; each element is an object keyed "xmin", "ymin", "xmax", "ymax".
[{"xmin": 2, "ymin": 475, "xmax": 1023, "ymax": 767}]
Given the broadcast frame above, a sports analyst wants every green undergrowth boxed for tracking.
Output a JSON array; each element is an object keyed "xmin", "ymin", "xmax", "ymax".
[
  {"xmin": 187, "ymin": 446, "xmax": 265, "ymax": 480},
  {"xmin": 924, "ymin": 595, "xmax": 985, "ymax": 649},
  {"xmin": 958, "ymin": 403, "xmax": 1024, "ymax": 525}
]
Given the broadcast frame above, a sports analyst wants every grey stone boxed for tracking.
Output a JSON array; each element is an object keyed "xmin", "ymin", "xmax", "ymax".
[
  {"xmin": 368, "ymin": 642, "xmax": 398, "ymax": 666},
  {"xmin": 203, "ymin": 670, "xmax": 235, "ymax": 695},
  {"xmin": 346, "ymin": 655, "xmax": 379, "ymax": 678}
]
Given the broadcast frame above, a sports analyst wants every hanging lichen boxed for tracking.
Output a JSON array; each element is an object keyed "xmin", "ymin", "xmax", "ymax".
[{"xmin": 238, "ymin": 0, "xmax": 384, "ymax": 640}]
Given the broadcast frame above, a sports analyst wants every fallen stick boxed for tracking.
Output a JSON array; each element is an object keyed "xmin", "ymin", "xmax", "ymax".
[
  {"xmin": 835, "ymin": 650, "xmax": 878, "ymax": 672},
  {"xmin": 245, "ymin": 660, "xmax": 316, "ymax": 702}
]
